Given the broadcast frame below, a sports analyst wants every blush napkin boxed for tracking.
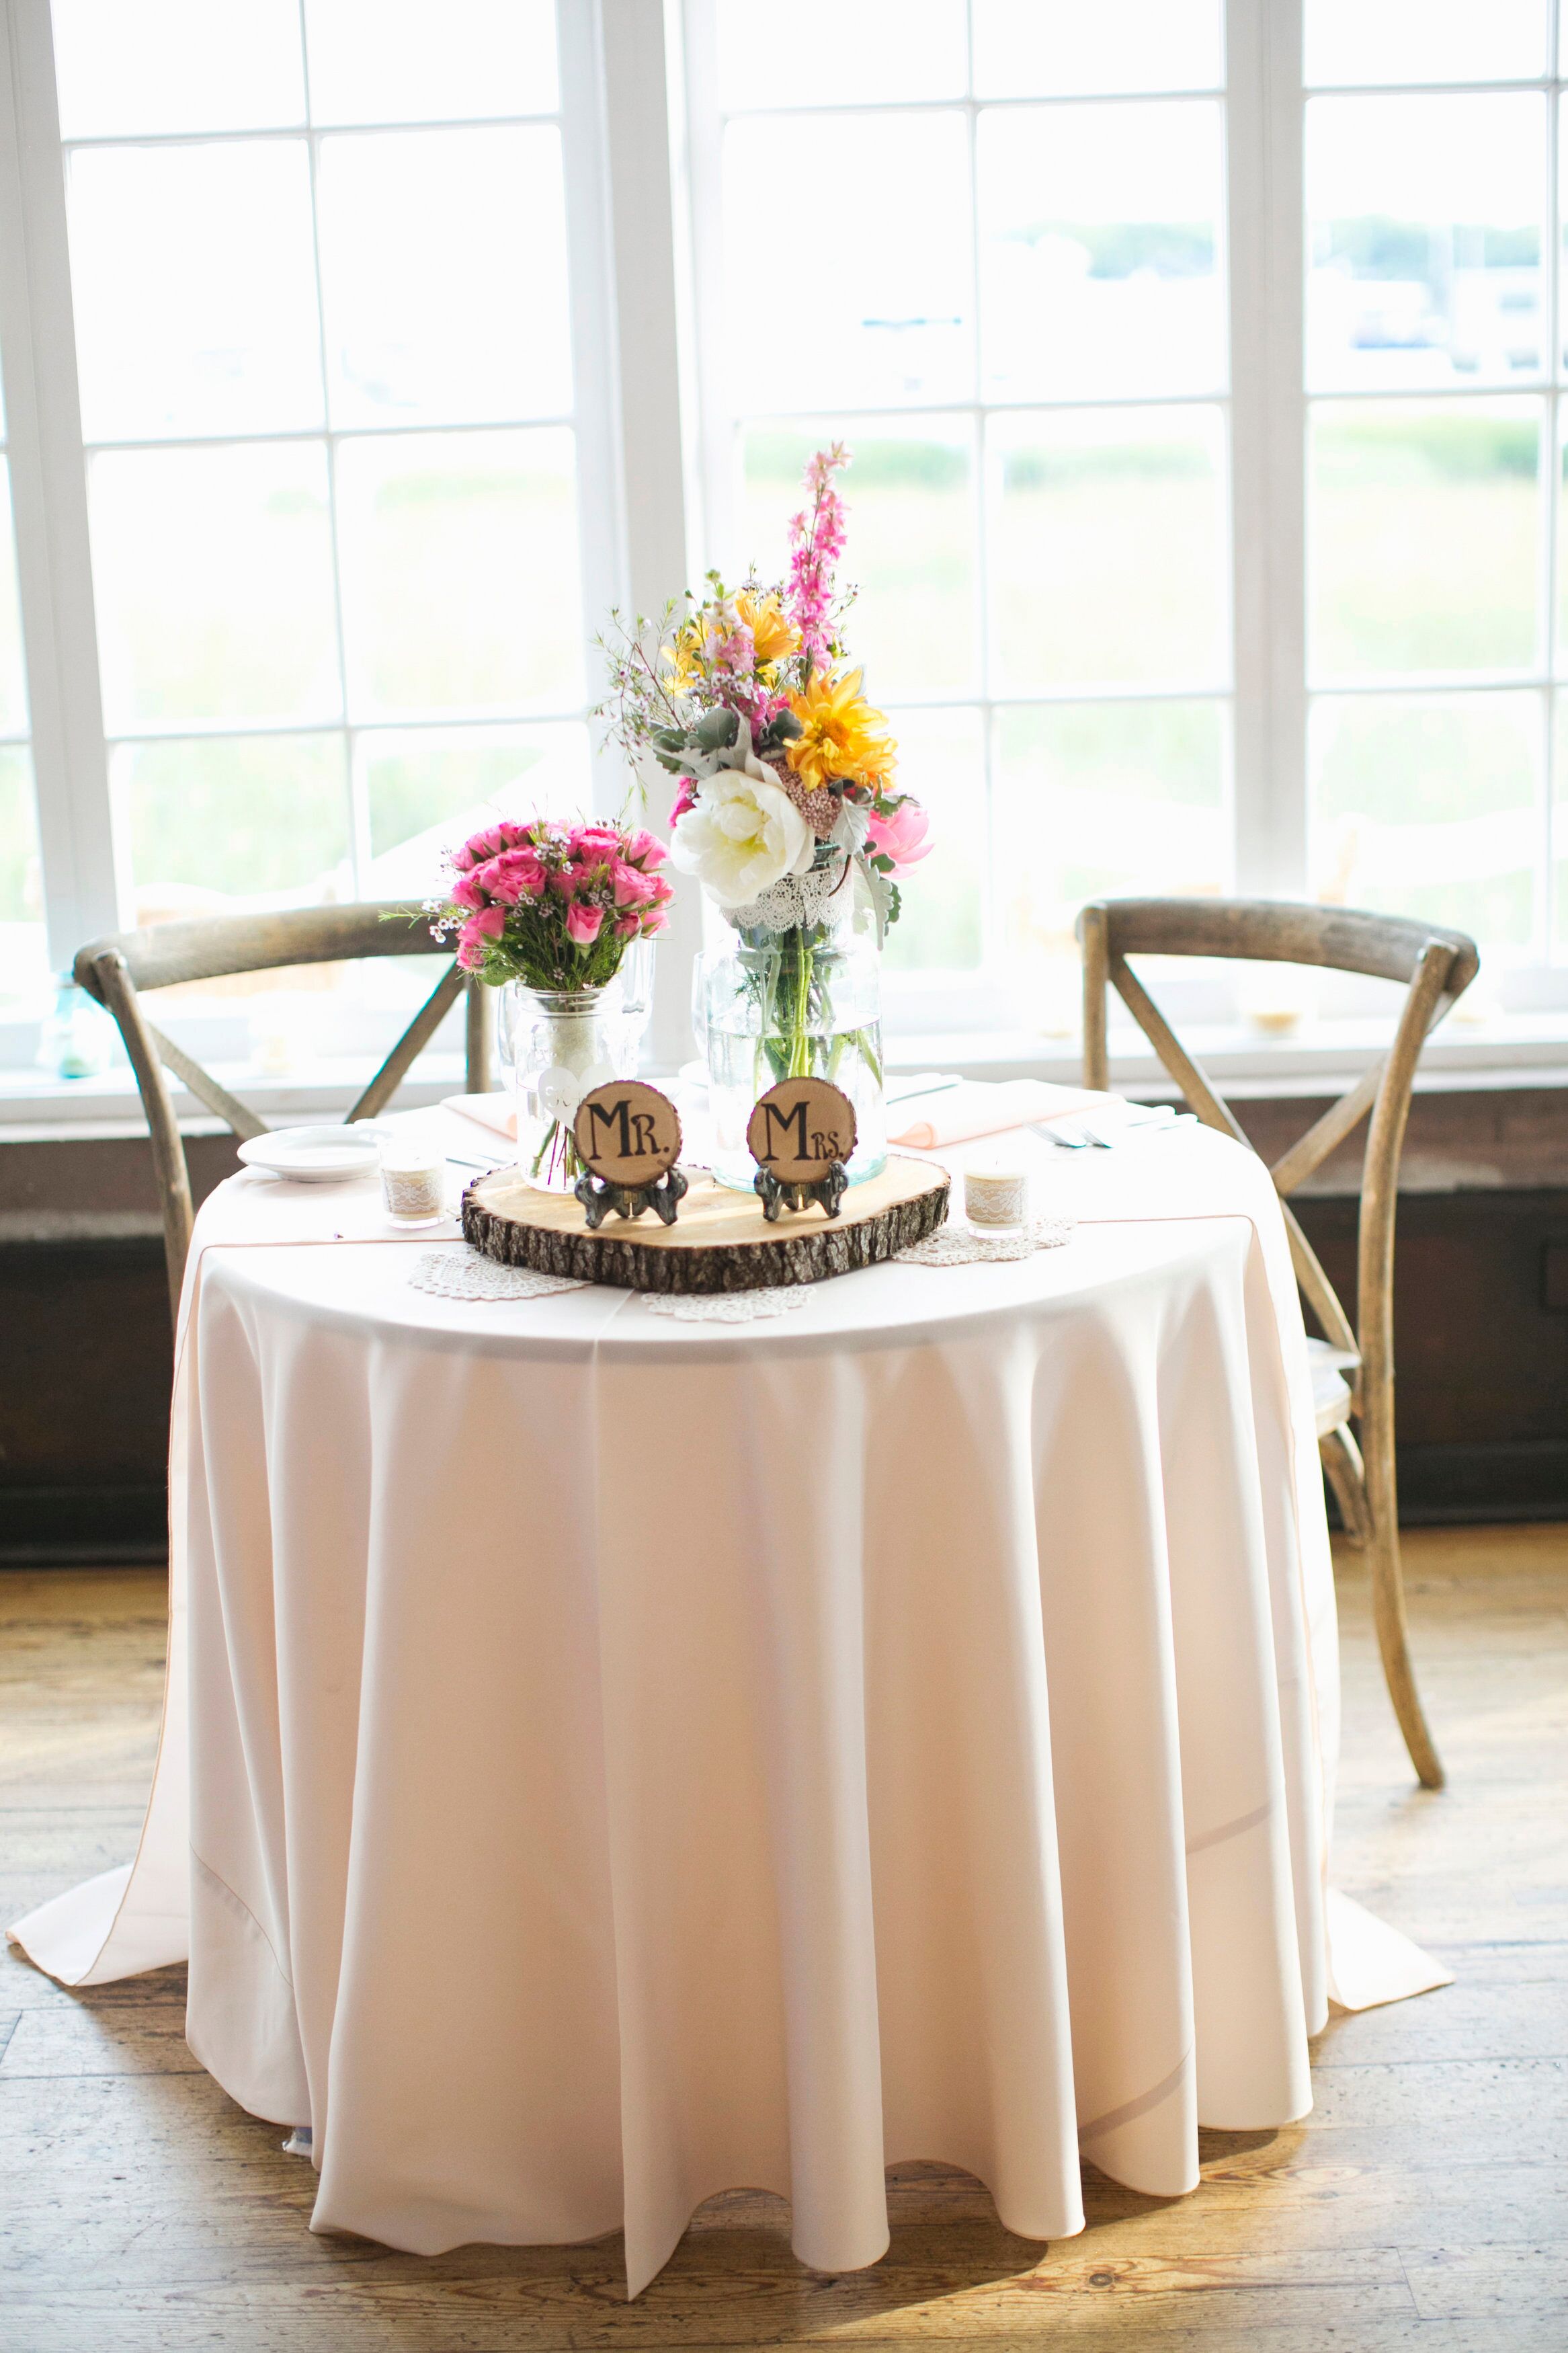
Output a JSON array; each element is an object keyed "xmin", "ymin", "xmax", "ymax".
[{"xmin": 889, "ymin": 1077, "xmax": 1116, "ymax": 1150}]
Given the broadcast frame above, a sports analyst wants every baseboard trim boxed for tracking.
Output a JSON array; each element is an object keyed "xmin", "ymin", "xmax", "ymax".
[
  {"xmin": 1395, "ymin": 1441, "xmax": 1568, "ymax": 1524},
  {"xmin": 0, "ymin": 1485, "xmax": 168, "ymax": 1568}
]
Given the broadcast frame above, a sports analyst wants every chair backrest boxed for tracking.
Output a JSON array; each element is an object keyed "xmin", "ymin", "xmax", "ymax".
[
  {"xmin": 75, "ymin": 901, "xmax": 491, "ymax": 1318},
  {"xmin": 1077, "ymin": 896, "xmax": 1479, "ymax": 1400}
]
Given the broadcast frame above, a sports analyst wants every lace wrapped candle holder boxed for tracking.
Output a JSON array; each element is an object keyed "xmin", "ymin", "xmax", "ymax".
[
  {"xmin": 378, "ymin": 1138, "xmax": 446, "ymax": 1226},
  {"xmin": 964, "ymin": 1165, "xmax": 1028, "ymax": 1228}
]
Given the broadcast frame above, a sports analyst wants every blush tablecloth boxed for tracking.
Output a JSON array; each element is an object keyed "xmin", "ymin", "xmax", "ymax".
[{"xmin": 9, "ymin": 1112, "xmax": 1448, "ymax": 2294}]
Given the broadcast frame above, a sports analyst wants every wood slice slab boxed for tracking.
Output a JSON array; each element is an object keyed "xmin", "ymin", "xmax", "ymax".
[{"xmin": 462, "ymin": 1154, "xmax": 948, "ymax": 1293}]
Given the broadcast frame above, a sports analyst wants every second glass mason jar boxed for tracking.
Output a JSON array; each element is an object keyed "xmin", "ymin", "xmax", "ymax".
[
  {"xmin": 700, "ymin": 907, "xmax": 886, "ymax": 1192},
  {"xmin": 497, "ymin": 980, "xmax": 638, "ymax": 1191}
]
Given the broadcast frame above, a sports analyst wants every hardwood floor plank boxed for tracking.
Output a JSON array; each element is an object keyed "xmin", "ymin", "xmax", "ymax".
[
  {"xmin": 0, "ymin": 1995, "xmax": 199, "ymax": 2079},
  {"xmin": 1401, "ymin": 2241, "xmax": 1568, "ymax": 2322},
  {"xmin": 1, "ymin": 1530, "xmax": 1565, "ymax": 2349}
]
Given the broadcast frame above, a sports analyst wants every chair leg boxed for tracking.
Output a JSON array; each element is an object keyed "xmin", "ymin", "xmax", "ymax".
[
  {"xmin": 1365, "ymin": 1504, "xmax": 1445, "ymax": 1791},
  {"xmin": 1320, "ymin": 1423, "xmax": 1372, "ymax": 1546}
]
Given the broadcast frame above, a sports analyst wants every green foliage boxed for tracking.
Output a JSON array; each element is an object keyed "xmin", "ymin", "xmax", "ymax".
[
  {"xmin": 1320, "ymin": 214, "xmax": 1538, "ymax": 281},
  {"xmin": 745, "ymin": 432, "xmax": 968, "ymax": 493},
  {"xmin": 368, "ymin": 739, "xmax": 547, "ymax": 861},
  {"xmin": 1314, "ymin": 701, "xmax": 1534, "ymax": 828},
  {"xmin": 1001, "ymin": 440, "xmax": 1211, "ymax": 491},
  {"xmin": 1015, "ymin": 220, "xmax": 1214, "ymax": 278},
  {"xmin": 128, "ymin": 736, "xmax": 348, "ymax": 899},
  {"xmin": 462, "ymin": 898, "xmax": 632, "ymax": 993},
  {"xmin": 1316, "ymin": 409, "xmax": 1538, "ymax": 485}
]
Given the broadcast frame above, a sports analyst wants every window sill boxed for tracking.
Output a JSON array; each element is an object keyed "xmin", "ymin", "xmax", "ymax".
[
  {"xmin": 5, "ymin": 1011, "xmax": 1568, "ymax": 1142},
  {"xmin": 0, "ymin": 1053, "xmax": 468, "ymax": 1142},
  {"xmin": 892, "ymin": 1010, "xmax": 1568, "ymax": 1101}
]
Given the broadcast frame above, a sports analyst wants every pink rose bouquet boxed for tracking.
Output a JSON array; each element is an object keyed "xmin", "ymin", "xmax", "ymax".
[{"xmin": 431, "ymin": 817, "xmax": 672, "ymax": 990}]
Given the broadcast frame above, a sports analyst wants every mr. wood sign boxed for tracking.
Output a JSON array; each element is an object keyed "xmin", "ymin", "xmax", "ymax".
[
  {"xmin": 572, "ymin": 1081, "xmax": 688, "ymax": 1227},
  {"xmin": 747, "ymin": 1077, "xmax": 857, "ymax": 1220}
]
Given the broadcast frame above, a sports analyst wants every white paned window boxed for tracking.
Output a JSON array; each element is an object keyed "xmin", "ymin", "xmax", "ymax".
[
  {"xmin": 0, "ymin": 382, "xmax": 42, "ymax": 998},
  {"xmin": 57, "ymin": 0, "xmax": 594, "ymax": 949},
  {"xmin": 1303, "ymin": 1, "xmax": 1562, "ymax": 973},
  {"xmin": 687, "ymin": 0, "xmax": 1568, "ymax": 1034},
  {"xmin": 690, "ymin": 0, "xmax": 1235, "ymax": 1032},
  {"xmin": 7, "ymin": 0, "xmax": 1568, "ymax": 1094}
]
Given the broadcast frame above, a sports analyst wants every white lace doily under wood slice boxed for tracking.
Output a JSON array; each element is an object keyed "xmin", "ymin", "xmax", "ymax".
[
  {"xmin": 642, "ymin": 1287, "xmax": 815, "ymax": 1324},
  {"xmin": 462, "ymin": 1156, "xmax": 948, "ymax": 1293},
  {"xmin": 409, "ymin": 1250, "xmax": 587, "ymax": 1302},
  {"xmin": 897, "ymin": 1214, "xmax": 1076, "ymax": 1267}
]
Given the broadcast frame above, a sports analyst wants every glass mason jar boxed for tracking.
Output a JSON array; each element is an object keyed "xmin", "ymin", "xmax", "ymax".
[
  {"xmin": 497, "ymin": 982, "xmax": 643, "ymax": 1192},
  {"xmin": 700, "ymin": 910, "xmax": 886, "ymax": 1192}
]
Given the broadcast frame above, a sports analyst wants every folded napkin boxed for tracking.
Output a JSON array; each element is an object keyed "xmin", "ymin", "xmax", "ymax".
[
  {"xmin": 442, "ymin": 1090, "xmax": 517, "ymax": 1142},
  {"xmin": 889, "ymin": 1077, "xmax": 1110, "ymax": 1150}
]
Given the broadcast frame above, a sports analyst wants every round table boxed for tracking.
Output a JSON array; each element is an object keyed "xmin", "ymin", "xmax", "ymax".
[{"xmin": 167, "ymin": 1129, "xmax": 1333, "ymax": 2294}]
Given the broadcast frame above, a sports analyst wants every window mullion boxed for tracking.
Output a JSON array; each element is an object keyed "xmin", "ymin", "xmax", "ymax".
[
  {"xmin": 1546, "ymin": 12, "xmax": 1561, "ymax": 961},
  {"xmin": 0, "ymin": 0, "xmax": 119, "ymax": 963},
  {"xmin": 680, "ymin": 0, "xmax": 728, "ymax": 575},
  {"xmin": 294, "ymin": 5, "xmax": 362, "ymax": 893},
  {"xmin": 1228, "ymin": 0, "xmax": 1307, "ymax": 899},
  {"xmin": 571, "ymin": 0, "xmax": 702, "ymax": 1069}
]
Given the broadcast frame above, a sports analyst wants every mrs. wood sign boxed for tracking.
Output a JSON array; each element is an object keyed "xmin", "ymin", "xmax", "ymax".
[{"xmin": 747, "ymin": 1078, "xmax": 856, "ymax": 1220}]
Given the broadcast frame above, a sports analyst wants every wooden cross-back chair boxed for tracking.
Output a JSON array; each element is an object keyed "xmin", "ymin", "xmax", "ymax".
[
  {"xmin": 1077, "ymin": 897, "xmax": 1480, "ymax": 1790},
  {"xmin": 75, "ymin": 903, "xmax": 490, "ymax": 1322}
]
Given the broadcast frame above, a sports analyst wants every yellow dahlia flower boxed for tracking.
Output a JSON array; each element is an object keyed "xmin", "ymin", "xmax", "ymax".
[
  {"xmin": 735, "ymin": 589, "xmax": 801, "ymax": 668},
  {"xmin": 786, "ymin": 668, "xmax": 897, "ymax": 791},
  {"xmin": 663, "ymin": 617, "xmax": 704, "ymax": 684}
]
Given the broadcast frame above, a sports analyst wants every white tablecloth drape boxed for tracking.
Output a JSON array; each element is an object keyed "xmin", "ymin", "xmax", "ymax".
[{"xmin": 10, "ymin": 1115, "xmax": 1448, "ymax": 2294}]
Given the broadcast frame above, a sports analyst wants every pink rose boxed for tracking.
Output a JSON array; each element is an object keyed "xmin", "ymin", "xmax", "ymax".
[
  {"xmin": 866, "ymin": 797, "xmax": 932, "ymax": 877},
  {"xmin": 566, "ymin": 900, "xmax": 604, "ymax": 946},
  {"xmin": 472, "ymin": 904, "xmax": 507, "ymax": 940},
  {"xmin": 639, "ymin": 906, "xmax": 670, "ymax": 936},
  {"xmin": 615, "ymin": 913, "xmax": 641, "ymax": 939},
  {"xmin": 454, "ymin": 818, "xmax": 535, "ymax": 871},
  {"xmin": 449, "ymin": 870, "xmax": 487, "ymax": 911},
  {"xmin": 456, "ymin": 920, "xmax": 487, "ymax": 970},
  {"xmin": 486, "ymin": 848, "xmax": 546, "ymax": 903},
  {"xmin": 571, "ymin": 824, "xmax": 622, "ymax": 861},
  {"xmin": 624, "ymin": 828, "xmax": 667, "ymax": 869},
  {"xmin": 609, "ymin": 857, "xmax": 654, "ymax": 908}
]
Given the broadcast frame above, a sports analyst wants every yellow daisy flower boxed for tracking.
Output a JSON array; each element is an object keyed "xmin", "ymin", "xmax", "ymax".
[{"xmin": 786, "ymin": 668, "xmax": 897, "ymax": 792}]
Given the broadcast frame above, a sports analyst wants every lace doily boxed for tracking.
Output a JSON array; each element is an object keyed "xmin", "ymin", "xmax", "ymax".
[
  {"xmin": 897, "ymin": 1214, "xmax": 1076, "ymax": 1267},
  {"xmin": 641, "ymin": 1285, "xmax": 814, "ymax": 1324},
  {"xmin": 409, "ymin": 1250, "xmax": 586, "ymax": 1302},
  {"xmin": 727, "ymin": 858, "xmax": 848, "ymax": 936}
]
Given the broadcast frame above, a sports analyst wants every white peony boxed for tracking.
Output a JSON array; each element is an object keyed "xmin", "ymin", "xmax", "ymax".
[{"xmin": 669, "ymin": 762, "xmax": 815, "ymax": 908}]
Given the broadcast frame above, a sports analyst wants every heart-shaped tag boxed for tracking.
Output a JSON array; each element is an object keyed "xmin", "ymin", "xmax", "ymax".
[
  {"xmin": 537, "ymin": 1065, "xmax": 580, "ymax": 1119},
  {"xmin": 537, "ymin": 1060, "xmax": 618, "ymax": 1121}
]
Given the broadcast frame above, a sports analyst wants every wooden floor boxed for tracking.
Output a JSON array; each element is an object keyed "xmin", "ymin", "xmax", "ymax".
[{"xmin": 1, "ymin": 1531, "xmax": 1564, "ymax": 2352}]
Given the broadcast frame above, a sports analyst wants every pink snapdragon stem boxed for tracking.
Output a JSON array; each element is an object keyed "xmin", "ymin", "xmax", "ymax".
[{"xmin": 786, "ymin": 443, "xmax": 849, "ymax": 676}]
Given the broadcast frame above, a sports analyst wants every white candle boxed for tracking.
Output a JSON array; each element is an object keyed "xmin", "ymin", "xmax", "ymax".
[{"xmin": 964, "ymin": 1164, "xmax": 1028, "ymax": 1229}]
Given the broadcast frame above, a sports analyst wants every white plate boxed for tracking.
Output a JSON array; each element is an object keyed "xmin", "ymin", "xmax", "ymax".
[{"xmin": 236, "ymin": 1124, "xmax": 381, "ymax": 1183}]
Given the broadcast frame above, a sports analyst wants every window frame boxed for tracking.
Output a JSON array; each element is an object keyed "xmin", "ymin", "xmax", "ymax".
[
  {"xmin": 7, "ymin": 0, "xmax": 1568, "ymax": 1111},
  {"xmin": 0, "ymin": 0, "xmax": 702, "ymax": 1072},
  {"xmin": 681, "ymin": 0, "xmax": 1568, "ymax": 1033},
  {"xmin": 682, "ymin": 0, "xmax": 1261, "ymax": 1035}
]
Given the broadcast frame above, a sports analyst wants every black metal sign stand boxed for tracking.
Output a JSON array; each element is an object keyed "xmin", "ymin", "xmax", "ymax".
[
  {"xmin": 752, "ymin": 1160, "xmax": 849, "ymax": 1222},
  {"xmin": 574, "ymin": 1164, "xmax": 690, "ymax": 1230}
]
